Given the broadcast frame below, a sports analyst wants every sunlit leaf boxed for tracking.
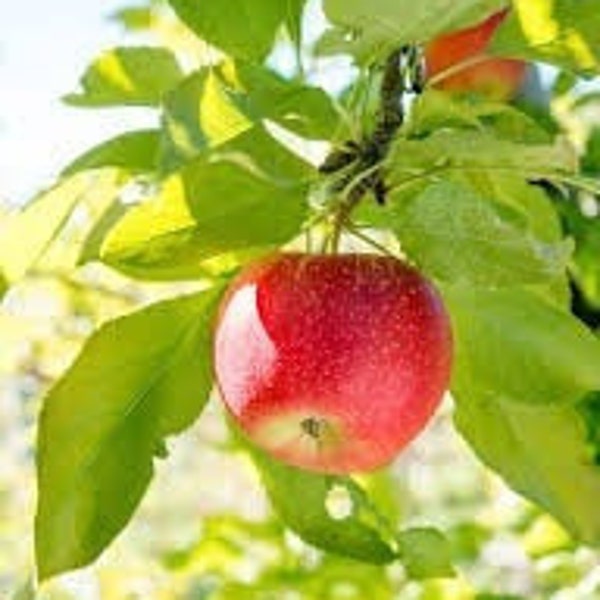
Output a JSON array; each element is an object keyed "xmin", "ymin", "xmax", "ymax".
[
  {"xmin": 0, "ymin": 171, "xmax": 123, "ymax": 282},
  {"xmin": 78, "ymin": 200, "xmax": 131, "ymax": 265},
  {"xmin": 492, "ymin": 0, "xmax": 600, "ymax": 76},
  {"xmin": 111, "ymin": 6, "xmax": 155, "ymax": 31},
  {"xmin": 455, "ymin": 391, "xmax": 600, "ymax": 544},
  {"xmin": 64, "ymin": 47, "xmax": 183, "ymax": 107},
  {"xmin": 160, "ymin": 68, "xmax": 254, "ymax": 171},
  {"xmin": 160, "ymin": 62, "xmax": 337, "ymax": 172},
  {"xmin": 103, "ymin": 128, "xmax": 310, "ymax": 280},
  {"xmin": 36, "ymin": 287, "xmax": 224, "ymax": 579}
]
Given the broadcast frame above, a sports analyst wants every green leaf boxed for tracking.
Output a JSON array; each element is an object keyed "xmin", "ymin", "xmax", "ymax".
[
  {"xmin": 64, "ymin": 47, "xmax": 183, "ymax": 107},
  {"xmin": 10, "ymin": 577, "xmax": 35, "ymax": 600},
  {"xmin": 460, "ymin": 174, "xmax": 563, "ymax": 244},
  {"xmin": 0, "ymin": 171, "xmax": 123, "ymax": 282},
  {"xmin": 220, "ymin": 61, "xmax": 339, "ymax": 139},
  {"xmin": 62, "ymin": 130, "xmax": 160, "ymax": 176},
  {"xmin": 78, "ymin": 200, "xmax": 130, "ymax": 265},
  {"xmin": 102, "ymin": 128, "xmax": 310, "ymax": 280},
  {"xmin": 248, "ymin": 443, "xmax": 396, "ymax": 564},
  {"xmin": 168, "ymin": 0, "xmax": 291, "ymax": 62},
  {"xmin": 396, "ymin": 528, "xmax": 455, "ymax": 580},
  {"xmin": 457, "ymin": 173, "xmax": 571, "ymax": 305},
  {"xmin": 160, "ymin": 68, "xmax": 253, "ymax": 171},
  {"xmin": 160, "ymin": 62, "xmax": 336, "ymax": 172},
  {"xmin": 283, "ymin": 0, "xmax": 307, "ymax": 48},
  {"xmin": 582, "ymin": 127, "xmax": 600, "ymax": 176},
  {"xmin": 445, "ymin": 286, "xmax": 600, "ymax": 407},
  {"xmin": 321, "ymin": 0, "xmax": 506, "ymax": 63},
  {"xmin": 559, "ymin": 201, "xmax": 600, "ymax": 309},
  {"xmin": 455, "ymin": 391, "xmax": 600, "ymax": 544},
  {"xmin": 387, "ymin": 131, "xmax": 577, "ymax": 189},
  {"xmin": 35, "ymin": 287, "xmax": 224, "ymax": 579},
  {"xmin": 0, "ymin": 270, "xmax": 7, "ymax": 301},
  {"xmin": 579, "ymin": 392, "xmax": 600, "ymax": 465},
  {"xmin": 406, "ymin": 90, "xmax": 552, "ymax": 144},
  {"xmin": 111, "ymin": 6, "xmax": 155, "ymax": 31},
  {"xmin": 491, "ymin": 0, "xmax": 600, "ymax": 76},
  {"xmin": 391, "ymin": 181, "xmax": 570, "ymax": 288}
]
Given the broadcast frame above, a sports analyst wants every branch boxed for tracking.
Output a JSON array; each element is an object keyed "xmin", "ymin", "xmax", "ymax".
[{"xmin": 373, "ymin": 47, "xmax": 405, "ymax": 151}]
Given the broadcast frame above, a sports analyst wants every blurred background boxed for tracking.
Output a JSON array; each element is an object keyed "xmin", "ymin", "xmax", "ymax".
[{"xmin": 2, "ymin": 2, "xmax": 600, "ymax": 599}]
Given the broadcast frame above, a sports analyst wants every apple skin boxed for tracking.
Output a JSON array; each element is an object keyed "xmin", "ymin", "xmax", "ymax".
[
  {"xmin": 214, "ymin": 253, "xmax": 453, "ymax": 474},
  {"xmin": 425, "ymin": 10, "xmax": 527, "ymax": 100}
]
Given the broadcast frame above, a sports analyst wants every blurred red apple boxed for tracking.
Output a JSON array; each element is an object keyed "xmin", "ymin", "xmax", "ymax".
[
  {"xmin": 425, "ymin": 10, "xmax": 527, "ymax": 100},
  {"xmin": 214, "ymin": 253, "xmax": 453, "ymax": 474}
]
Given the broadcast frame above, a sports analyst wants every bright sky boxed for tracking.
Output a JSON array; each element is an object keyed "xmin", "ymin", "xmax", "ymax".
[
  {"xmin": 1, "ymin": 0, "xmax": 346, "ymax": 208},
  {"xmin": 1, "ymin": 1, "xmax": 154, "ymax": 206}
]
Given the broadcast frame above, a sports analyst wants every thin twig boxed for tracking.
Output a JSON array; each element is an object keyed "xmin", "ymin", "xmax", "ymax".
[{"xmin": 346, "ymin": 225, "xmax": 399, "ymax": 258}]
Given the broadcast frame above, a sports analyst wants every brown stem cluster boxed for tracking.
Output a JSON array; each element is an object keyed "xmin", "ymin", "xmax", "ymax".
[{"xmin": 319, "ymin": 46, "xmax": 423, "ymax": 223}]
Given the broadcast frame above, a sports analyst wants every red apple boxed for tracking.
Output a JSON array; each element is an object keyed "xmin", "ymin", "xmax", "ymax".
[
  {"xmin": 425, "ymin": 10, "xmax": 527, "ymax": 100},
  {"xmin": 214, "ymin": 253, "xmax": 453, "ymax": 474}
]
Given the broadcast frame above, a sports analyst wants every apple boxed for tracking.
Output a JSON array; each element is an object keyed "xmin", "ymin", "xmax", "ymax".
[
  {"xmin": 425, "ymin": 10, "xmax": 527, "ymax": 100},
  {"xmin": 214, "ymin": 253, "xmax": 453, "ymax": 474}
]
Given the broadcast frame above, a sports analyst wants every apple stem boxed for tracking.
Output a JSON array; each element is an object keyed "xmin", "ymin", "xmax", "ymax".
[{"xmin": 346, "ymin": 225, "xmax": 399, "ymax": 258}]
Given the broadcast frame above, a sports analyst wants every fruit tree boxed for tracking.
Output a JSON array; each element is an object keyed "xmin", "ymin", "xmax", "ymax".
[{"xmin": 2, "ymin": 0, "xmax": 600, "ymax": 596}]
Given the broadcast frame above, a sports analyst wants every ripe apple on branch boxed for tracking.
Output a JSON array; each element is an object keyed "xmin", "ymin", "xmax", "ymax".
[
  {"xmin": 425, "ymin": 9, "xmax": 527, "ymax": 100},
  {"xmin": 214, "ymin": 253, "xmax": 453, "ymax": 474},
  {"xmin": 214, "ymin": 45, "xmax": 456, "ymax": 475},
  {"xmin": 29, "ymin": 0, "xmax": 600, "ymax": 584}
]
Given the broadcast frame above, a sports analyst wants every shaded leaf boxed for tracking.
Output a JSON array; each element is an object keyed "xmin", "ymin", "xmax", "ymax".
[
  {"xmin": 387, "ymin": 130, "xmax": 577, "ymax": 189},
  {"xmin": 392, "ymin": 181, "xmax": 570, "ymax": 288},
  {"xmin": 406, "ymin": 90, "xmax": 551, "ymax": 144},
  {"xmin": 284, "ymin": 0, "xmax": 307, "ymax": 48},
  {"xmin": 396, "ymin": 528, "xmax": 455, "ymax": 580},
  {"xmin": 64, "ymin": 47, "xmax": 183, "ymax": 107},
  {"xmin": 582, "ymin": 127, "xmax": 600, "ymax": 176},
  {"xmin": 559, "ymin": 200, "xmax": 600, "ymax": 309},
  {"xmin": 460, "ymin": 173, "xmax": 563, "ymax": 244},
  {"xmin": 445, "ymin": 286, "xmax": 600, "ymax": 407},
  {"xmin": 36, "ymin": 287, "xmax": 224, "ymax": 579},
  {"xmin": 168, "ymin": 0, "xmax": 290, "ymax": 62},
  {"xmin": 248, "ymin": 442, "xmax": 396, "ymax": 564},
  {"xmin": 321, "ymin": 0, "xmax": 506, "ymax": 63}
]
